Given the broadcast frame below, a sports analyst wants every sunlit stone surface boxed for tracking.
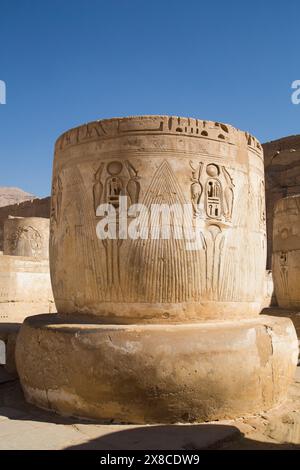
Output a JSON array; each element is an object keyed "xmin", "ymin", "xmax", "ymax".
[
  {"xmin": 16, "ymin": 116, "xmax": 298, "ymax": 423},
  {"xmin": 0, "ymin": 216, "xmax": 55, "ymax": 322}
]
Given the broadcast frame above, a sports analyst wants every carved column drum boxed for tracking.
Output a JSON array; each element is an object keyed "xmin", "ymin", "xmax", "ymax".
[
  {"xmin": 50, "ymin": 116, "xmax": 267, "ymax": 321},
  {"xmin": 273, "ymin": 195, "xmax": 300, "ymax": 308},
  {"xmin": 16, "ymin": 117, "xmax": 298, "ymax": 424},
  {"xmin": 4, "ymin": 216, "xmax": 49, "ymax": 259}
]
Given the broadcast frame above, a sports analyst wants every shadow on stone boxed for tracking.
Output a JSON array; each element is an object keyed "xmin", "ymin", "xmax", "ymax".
[
  {"xmin": 1, "ymin": 380, "xmax": 300, "ymax": 450},
  {"xmin": 66, "ymin": 424, "xmax": 243, "ymax": 450},
  {"xmin": 0, "ymin": 322, "xmax": 21, "ymax": 375},
  {"xmin": 64, "ymin": 424, "xmax": 300, "ymax": 450}
]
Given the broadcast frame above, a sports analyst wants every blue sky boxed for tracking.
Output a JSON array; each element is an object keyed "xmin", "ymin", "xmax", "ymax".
[{"xmin": 0, "ymin": 0, "xmax": 300, "ymax": 197}]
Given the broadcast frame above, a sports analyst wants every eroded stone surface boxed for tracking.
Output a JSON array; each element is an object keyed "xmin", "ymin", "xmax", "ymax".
[
  {"xmin": 263, "ymin": 135, "xmax": 300, "ymax": 269},
  {"xmin": 0, "ymin": 255, "xmax": 55, "ymax": 322},
  {"xmin": 263, "ymin": 306, "xmax": 300, "ymax": 339},
  {"xmin": 272, "ymin": 195, "xmax": 300, "ymax": 309},
  {"xmin": 51, "ymin": 116, "xmax": 267, "ymax": 321},
  {"xmin": 0, "ymin": 197, "xmax": 50, "ymax": 252},
  {"xmin": 4, "ymin": 216, "xmax": 49, "ymax": 259},
  {"xmin": 15, "ymin": 314, "xmax": 298, "ymax": 424},
  {"xmin": 16, "ymin": 116, "xmax": 296, "ymax": 424},
  {"xmin": 1, "ymin": 369, "xmax": 300, "ymax": 449},
  {"xmin": 262, "ymin": 270, "xmax": 276, "ymax": 308},
  {"xmin": 0, "ymin": 215, "xmax": 55, "ymax": 322}
]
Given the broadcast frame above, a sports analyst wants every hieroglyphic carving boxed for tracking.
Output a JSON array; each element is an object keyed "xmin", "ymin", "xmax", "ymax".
[
  {"xmin": 8, "ymin": 226, "xmax": 42, "ymax": 258},
  {"xmin": 55, "ymin": 116, "xmax": 263, "ymax": 156},
  {"xmin": 93, "ymin": 160, "xmax": 140, "ymax": 214},
  {"xmin": 205, "ymin": 165, "xmax": 223, "ymax": 219},
  {"xmin": 245, "ymin": 132, "xmax": 262, "ymax": 152},
  {"xmin": 190, "ymin": 161, "xmax": 203, "ymax": 217},
  {"xmin": 125, "ymin": 161, "xmax": 141, "ymax": 205},
  {"xmin": 93, "ymin": 160, "xmax": 140, "ymax": 298},
  {"xmin": 105, "ymin": 161, "xmax": 124, "ymax": 209},
  {"xmin": 125, "ymin": 160, "xmax": 237, "ymax": 303},
  {"xmin": 190, "ymin": 162, "xmax": 235, "ymax": 223},
  {"xmin": 51, "ymin": 116, "xmax": 266, "ymax": 319},
  {"xmin": 222, "ymin": 167, "xmax": 234, "ymax": 221}
]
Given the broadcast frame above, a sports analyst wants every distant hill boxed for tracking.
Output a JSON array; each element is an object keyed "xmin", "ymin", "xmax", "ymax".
[{"xmin": 0, "ymin": 187, "xmax": 36, "ymax": 208}]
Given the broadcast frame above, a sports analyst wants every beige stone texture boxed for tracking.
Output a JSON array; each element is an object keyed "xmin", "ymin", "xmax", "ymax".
[
  {"xmin": 16, "ymin": 116, "xmax": 297, "ymax": 424},
  {"xmin": 0, "ymin": 214, "xmax": 54, "ymax": 322},
  {"xmin": 0, "ymin": 197, "xmax": 50, "ymax": 252},
  {"xmin": 262, "ymin": 270, "xmax": 276, "ymax": 309},
  {"xmin": 0, "ymin": 255, "xmax": 55, "ymax": 322},
  {"xmin": 4, "ymin": 368, "xmax": 300, "ymax": 449},
  {"xmin": 263, "ymin": 135, "xmax": 300, "ymax": 269},
  {"xmin": 272, "ymin": 195, "xmax": 300, "ymax": 309},
  {"xmin": 4, "ymin": 216, "xmax": 49, "ymax": 259},
  {"xmin": 15, "ymin": 314, "xmax": 298, "ymax": 424},
  {"xmin": 0, "ymin": 323, "xmax": 20, "ymax": 375},
  {"xmin": 51, "ymin": 116, "xmax": 267, "ymax": 321},
  {"xmin": 262, "ymin": 307, "xmax": 300, "ymax": 339}
]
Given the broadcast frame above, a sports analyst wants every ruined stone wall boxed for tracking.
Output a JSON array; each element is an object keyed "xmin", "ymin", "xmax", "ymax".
[
  {"xmin": 0, "ymin": 197, "xmax": 50, "ymax": 251},
  {"xmin": 263, "ymin": 135, "xmax": 300, "ymax": 269}
]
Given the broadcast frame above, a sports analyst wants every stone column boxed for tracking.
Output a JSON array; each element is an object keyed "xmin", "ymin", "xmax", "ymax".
[
  {"xmin": 263, "ymin": 135, "xmax": 300, "ymax": 270},
  {"xmin": 16, "ymin": 116, "xmax": 298, "ymax": 423},
  {"xmin": 0, "ymin": 216, "xmax": 54, "ymax": 322},
  {"xmin": 3, "ymin": 216, "xmax": 49, "ymax": 259},
  {"xmin": 273, "ymin": 195, "xmax": 300, "ymax": 309}
]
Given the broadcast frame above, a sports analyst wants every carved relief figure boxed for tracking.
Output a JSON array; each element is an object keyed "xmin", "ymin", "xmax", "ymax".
[
  {"xmin": 126, "ymin": 160, "xmax": 141, "ymax": 204},
  {"xmin": 222, "ymin": 167, "xmax": 235, "ymax": 221},
  {"xmin": 190, "ymin": 161, "xmax": 203, "ymax": 217},
  {"xmin": 93, "ymin": 160, "xmax": 140, "ymax": 299}
]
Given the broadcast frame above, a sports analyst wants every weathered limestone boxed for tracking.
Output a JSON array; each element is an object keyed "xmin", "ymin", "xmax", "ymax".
[
  {"xmin": 263, "ymin": 135, "xmax": 300, "ymax": 269},
  {"xmin": 0, "ymin": 197, "xmax": 50, "ymax": 252},
  {"xmin": 273, "ymin": 195, "xmax": 300, "ymax": 309},
  {"xmin": 16, "ymin": 314, "xmax": 297, "ymax": 423},
  {"xmin": 262, "ymin": 270, "xmax": 276, "ymax": 309},
  {"xmin": 50, "ymin": 116, "xmax": 266, "ymax": 321},
  {"xmin": 4, "ymin": 216, "xmax": 49, "ymax": 259},
  {"xmin": 0, "ymin": 255, "xmax": 55, "ymax": 322},
  {"xmin": 16, "ymin": 116, "xmax": 298, "ymax": 423},
  {"xmin": 0, "ymin": 216, "xmax": 55, "ymax": 322}
]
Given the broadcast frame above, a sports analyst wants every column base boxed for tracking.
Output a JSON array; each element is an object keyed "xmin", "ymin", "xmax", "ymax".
[{"xmin": 16, "ymin": 314, "xmax": 298, "ymax": 424}]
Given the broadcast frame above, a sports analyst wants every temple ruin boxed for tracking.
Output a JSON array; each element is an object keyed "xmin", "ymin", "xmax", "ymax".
[
  {"xmin": 0, "ymin": 215, "xmax": 55, "ymax": 322},
  {"xmin": 13, "ymin": 116, "xmax": 298, "ymax": 424},
  {"xmin": 273, "ymin": 195, "xmax": 300, "ymax": 309},
  {"xmin": 263, "ymin": 135, "xmax": 300, "ymax": 269}
]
